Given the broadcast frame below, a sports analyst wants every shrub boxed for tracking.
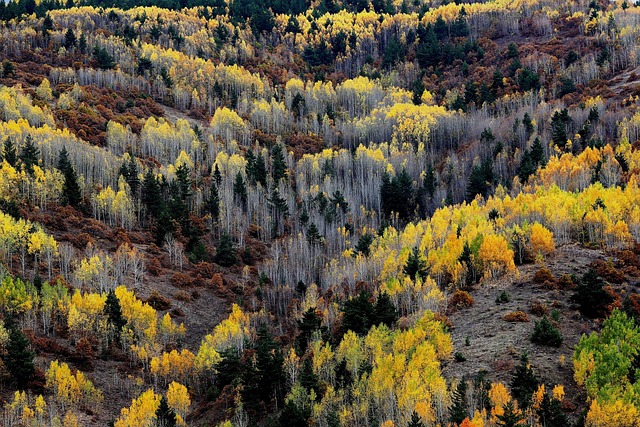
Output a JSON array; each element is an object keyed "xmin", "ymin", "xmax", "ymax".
[
  {"xmin": 146, "ymin": 291, "xmax": 171, "ymax": 311},
  {"xmin": 532, "ymin": 267, "xmax": 555, "ymax": 284},
  {"xmin": 496, "ymin": 290, "xmax": 510, "ymax": 304},
  {"xmin": 503, "ymin": 311, "xmax": 530, "ymax": 322},
  {"xmin": 530, "ymin": 301, "xmax": 548, "ymax": 317},
  {"xmin": 531, "ymin": 316, "xmax": 563, "ymax": 347},
  {"xmin": 449, "ymin": 290, "xmax": 475, "ymax": 310},
  {"xmin": 173, "ymin": 290, "xmax": 192, "ymax": 302},
  {"xmin": 454, "ymin": 352, "xmax": 467, "ymax": 362},
  {"xmin": 572, "ymin": 269, "xmax": 615, "ymax": 318}
]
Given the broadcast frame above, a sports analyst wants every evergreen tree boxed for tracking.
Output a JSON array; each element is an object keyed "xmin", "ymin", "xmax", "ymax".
[
  {"xmin": 531, "ymin": 316, "xmax": 563, "ymax": 347},
  {"xmin": 496, "ymin": 401, "xmax": 527, "ymax": 427},
  {"xmin": 404, "ymin": 247, "xmax": 428, "ymax": 281},
  {"xmin": 254, "ymin": 153, "xmax": 268, "ymax": 187},
  {"xmin": 119, "ymin": 156, "xmax": 140, "ymax": 195},
  {"xmin": 205, "ymin": 182, "xmax": 220, "ymax": 222},
  {"xmin": 373, "ymin": 292, "xmax": 398, "ymax": 328},
  {"xmin": 536, "ymin": 391, "xmax": 568, "ymax": 427},
  {"xmin": 510, "ymin": 353, "xmax": 539, "ymax": 409},
  {"xmin": 466, "ymin": 159, "xmax": 493, "ymax": 201},
  {"xmin": 551, "ymin": 109, "xmax": 571, "ymax": 149},
  {"xmin": 104, "ymin": 290, "xmax": 127, "ymax": 342},
  {"xmin": 571, "ymin": 269, "xmax": 614, "ymax": 318},
  {"xmin": 155, "ymin": 396, "xmax": 177, "ymax": 427},
  {"xmin": 530, "ymin": 137, "xmax": 545, "ymax": 166},
  {"xmin": 450, "ymin": 378, "xmax": 468, "ymax": 425},
  {"xmin": 355, "ymin": 233, "xmax": 374, "ymax": 257},
  {"xmin": 19, "ymin": 135, "xmax": 40, "ymax": 176},
  {"xmin": 341, "ymin": 290, "xmax": 375, "ymax": 336},
  {"xmin": 233, "ymin": 172, "xmax": 248, "ymax": 210},
  {"xmin": 2, "ymin": 327, "xmax": 35, "ymax": 388},
  {"xmin": 213, "ymin": 163, "xmax": 222, "ymax": 187},
  {"xmin": 93, "ymin": 45, "xmax": 116, "ymax": 69},
  {"xmin": 271, "ymin": 144, "xmax": 287, "ymax": 182},
  {"xmin": 408, "ymin": 411, "xmax": 426, "ymax": 427},
  {"xmin": 306, "ymin": 223, "xmax": 322, "ymax": 245},
  {"xmin": 58, "ymin": 147, "xmax": 82, "ymax": 207},
  {"xmin": 296, "ymin": 307, "xmax": 325, "ymax": 353},
  {"xmin": 518, "ymin": 149, "xmax": 536, "ymax": 184},
  {"xmin": 142, "ymin": 170, "xmax": 164, "ymax": 219},
  {"xmin": 299, "ymin": 358, "xmax": 320, "ymax": 396},
  {"xmin": 3, "ymin": 137, "xmax": 17, "ymax": 167},
  {"xmin": 64, "ymin": 28, "xmax": 76, "ymax": 49},
  {"xmin": 214, "ymin": 232, "xmax": 237, "ymax": 267}
]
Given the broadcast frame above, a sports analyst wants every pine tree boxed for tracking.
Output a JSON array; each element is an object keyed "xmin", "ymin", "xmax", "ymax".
[
  {"xmin": 355, "ymin": 233, "xmax": 374, "ymax": 257},
  {"xmin": 155, "ymin": 396, "xmax": 177, "ymax": 427},
  {"xmin": 518, "ymin": 149, "xmax": 536, "ymax": 184},
  {"xmin": 142, "ymin": 170, "xmax": 164, "ymax": 219},
  {"xmin": 306, "ymin": 223, "xmax": 322, "ymax": 245},
  {"xmin": 531, "ymin": 316, "xmax": 563, "ymax": 347},
  {"xmin": 19, "ymin": 135, "xmax": 39, "ymax": 176},
  {"xmin": 205, "ymin": 182, "xmax": 220, "ymax": 222},
  {"xmin": 58, "ymin": 147, "xmax": 82, "ymax": 207},
  {"xmin": 254, "ymin": 153, "xmax": 268, "ymax": 187},
  {"xmin": 341, "ymin": 290, "xmax": 375, "ymax": 336},
  {"xmin": 536, "ymin": 391, "xmax": 568, "ymax": 427},
  {"xmin": 450, "ymin": 378, "xmax": 469, "ymax": 425},
  {"xmin": 510, "ymin": 353, "xmax": 539, "ymax": 409},
  {"xmin": 64, "ymin": 28, "xmax": 76, "ymax": 49},
  {"xmin": 530, "ymin": 137, "xmax": 545, "ymax": 166},
  {"xmin": 104, "ymin": 290, "xmax": 126, "ymax": 342},
  {"xmin": 2, "ymin": 327, "xmax": 35, "ymax": 388},
  {"xmin": 408, "ymin": 411, "xmax": 426, "ymax": 427},
  {"xmin": 404, "ymin": 247, "xmax": 428, "ymax": 281},
  {"xmin": 496, "ymin": 401, "xmax": 527, "ymax": 427},
  {"xmin": 3, "ymin": 137, "xmax": 17, "ymax": 166},
  {"xmin": 233, "ymin": 172, "xmax": 248, "ymax": 210},
  {"xmin": 119, "ymin": 156, "xmax": 140, "ymax": 195},
  {"xmin": 373, "ymin": 292, "xmax": 398, "ymax": 328},
  {"xmin": 271, "ymin": 144, "xmax": 287, "ymax": 182},
  {"xmin": 299, "ymin": 358, "xmax": 319, "ymax": 396},
  {"xmin": 215, "ymin": 232, "xmax": 236, "ymax": 267}
]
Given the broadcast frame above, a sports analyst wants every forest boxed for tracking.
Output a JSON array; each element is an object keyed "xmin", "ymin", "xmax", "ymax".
[{"xmin": 0, "ymin": 0, "xmax": 639, "ymax": 425}]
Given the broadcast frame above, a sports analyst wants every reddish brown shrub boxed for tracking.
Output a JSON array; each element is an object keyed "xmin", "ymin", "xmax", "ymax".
[
  {"xmin": 533, "ymin": 267, "xmax": 556, "ymax": 285},
  {"xmin": 503, "ymin": 311, "xmax": 530, "ymax": 322},
  {"xmin": 173, "ymin": 290, "xmax": 192, "ymax": 302},
  {"xmin": 74, "ymin": 337, "xmax": 95, "ymax": 370},
  {"xmin": 146, "ymin": 257, "xmax": 162, "ymax": 276},
  {"xmin": 449, "ymin": 290, "xmax": 475, "ymax": 309},
  {"xmin": 558, "ymin": 274, "xmax": 576, "ymax": 289},
  {"xmin": 146, "ymin": 291, "xmax": 171, "ymax": 310},
  {"xmin": 530, "ymin": 300, "xmax": 549, "ymax": 316},
  {"xmin": 171, "ymin": 272, "xmax": 194, "ymax": 288},
  {"xmin": 591, "ymin": 259, "xmax": 625, "ymax": 284}
]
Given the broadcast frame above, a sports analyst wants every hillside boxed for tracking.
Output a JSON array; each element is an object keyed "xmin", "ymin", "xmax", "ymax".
[{"xmin": 0, "ymin": 0, "xmax": 639, "ymax": 426}]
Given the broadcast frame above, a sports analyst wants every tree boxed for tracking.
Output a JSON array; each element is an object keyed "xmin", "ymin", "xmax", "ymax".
[
  {"xmin": 510, "ymin": 353, "xmax": 539, "ymax": 408},
  {"xmin": 467, "ymin": 159, "xmax": 493, "ymax": 201},
  {"xmin": 205, "ymin": 182, "xmax": 220, "ymax": 222},
  {"xmin": 104, "ymin": 290, "xmax": 126, "ymax": 343},
  {"xmin": 536, "ymin": 391, "xmax": 568, "ymax": 427},
  {"xmin": 450, "ymin": 378, "xmax": 469, "ymax": 425},
  {"xmin": 155, "ymin": 396, "xmax": 177, "ymax": 427},
  {"xmin": 496, "ymin": 401, "xmax": 527, "ymax": 427},
  {"xmin": 272, "ymin": 144, "xmax": 287, "ymax": 182},
  {"xmin": 20, "ymin": 135, "xmax": 39, "ymax": 176},
  {"xmin": 355, "ymin": 233, "xmax": 374, "ymax": 257},
  {"xmin": 373, "ymin": 292, "xmax": 397, "ymax": 328},
  {"xmin": 3, "ymin": 327, "xmax": 35, "ymax": 388},
  {"xmin": 64, "ymin": 28, "xmax": 76, "ymax": 49},
  {"xmin": 58, "ymin": 147, "xmax": 82, "ymax": 207},
  {"xmin": 3, "ymin": 138, "xmax": 17, "ymax": 167},
  {"xmin": 93, "ymin": 45, "xmax": 116, "ymax": 70},
  {"xmin": 531, "ymin": 316, "xmax": 563, "ymax": 347},
  {"xmin": 142, "ymin": 170, "xmax": 164, "ymax": 219},
  {"xmin": 571, "ymin": 269, "xmax": 614, "ymax": 318},
  {"xmin": 233, "ymin": 172, "xmax": 248, "ymax": 210},
  {"xmin": 404, "ymin": 247, "xmax": 428, "ymax": 281},
  {"xmin": 408, "ymin": 411, "xmax": 425, "ymax": 427},
  {"xmin": 341, "ymin": 290, "xmax": 375, "ymax": 336},
  {"xmin": 215, "ymin": 232, "xmax": 236, "ymax": 267}
]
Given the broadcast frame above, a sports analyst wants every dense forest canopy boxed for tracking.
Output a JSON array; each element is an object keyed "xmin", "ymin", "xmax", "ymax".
[{"xmin": 0, "ymin": 0, "xmax": 638, "ymax": 426}]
